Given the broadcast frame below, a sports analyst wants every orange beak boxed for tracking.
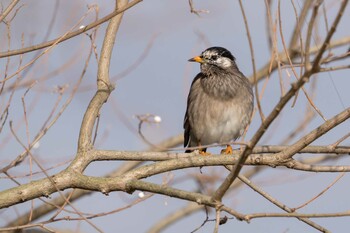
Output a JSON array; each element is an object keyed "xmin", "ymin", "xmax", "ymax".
[{"xmin": 188, "ymin": 56, "xmax": 204, "ymax": 63}]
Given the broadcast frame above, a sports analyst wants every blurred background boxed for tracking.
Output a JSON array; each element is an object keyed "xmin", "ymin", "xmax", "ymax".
[{"xmin": 1, "ymin": 0, "xmax": 350, "ymax": 232}]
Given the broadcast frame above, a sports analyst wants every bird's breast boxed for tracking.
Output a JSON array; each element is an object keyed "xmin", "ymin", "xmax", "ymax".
[{"xmin": 188, "ymin": 86, "xmax": 252, "ymax": 145}]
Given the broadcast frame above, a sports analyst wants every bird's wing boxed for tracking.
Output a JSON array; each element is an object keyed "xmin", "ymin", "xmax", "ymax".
[
  {"xmin": 183, "ymin": 111, "xmax": 190, "ymax": 147},
  {"xmin": 184, "ymin": 73, "xmax": 203, "ymax": 147}
]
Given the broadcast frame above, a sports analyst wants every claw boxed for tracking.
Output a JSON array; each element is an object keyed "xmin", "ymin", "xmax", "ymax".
[
  {"xmin": 221, "ymin": 145, "xmax": 233, "ymax": 155},
  {"xmin": 199, "ymin": 149, "xmax": 211, "ymax": 156}
]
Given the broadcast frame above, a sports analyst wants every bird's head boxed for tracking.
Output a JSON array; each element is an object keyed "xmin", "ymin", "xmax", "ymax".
[{"xmin": 188, "ymin": 47, "xmax": 236, "ymax": 71}]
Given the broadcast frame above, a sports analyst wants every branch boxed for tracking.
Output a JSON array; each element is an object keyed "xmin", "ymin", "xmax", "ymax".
[
  {"xmin": 238, "ymin": 0, "xmax": 264, "ymax": 120},
  {"xmin": 147, "ymin": 203, "xmax": 203, "ymax": 233},
  {"xmin": 5, "ymin": 134, "xmax": 183, "ymax": 228},
  {"xmin": 253, "ymin": 145, "xmax": 350, "ymax": 154},
  {"xmin": 212, "ymin": 0, "xmax": 349, "ymax": 202},
  {"xmin": 76, "ymin": 0, "xmax": 128, "ymax": 154},
  {"xmin": 126, "ymin": 179, "xmax": 244, "ymax": 220},
  {"xmin": 0, "ymin": 0, "xmax": 143, "ymax": 58},
  {"xmin": 276, "ymin": 107, "xmax": 350, "ymax": 160},
  {"xmin": 246, "ymin": 210, "xmax": 350, "ymax": 220},
  {"xmin": 92, "ymin": 144, "xmax": 350, "ymax": 162},
  {"xmin": 0, "ymin": 0, "xmax": 20, "ymax": 22},
  {"xmin": 238, "ymin": 175, "xmax": 329, "ymax": 232},
  {"xmin": 304, "ymin": 0, "xmax": 323, "ymax": 69},
  {"xmin": 312, "ymin": 0, "xmax": 349, "ymax": 70},
  {"xmin": 249, "ymin": 36, "xmax": 350, "ymax": 85},
  {"xmin": 2, "ymin": 150, "xmax": 350, "ymax": 209},
  {"xmin": 288, "ymin": 0, "xmax": 312, "ymax": 50},
  {"xmin": 188, "ymin": 0, "xmax": 209, "ymax": 15},
  {"xmin": 146, "ymin": 167, "xmax": 262, "ymax": 233}
]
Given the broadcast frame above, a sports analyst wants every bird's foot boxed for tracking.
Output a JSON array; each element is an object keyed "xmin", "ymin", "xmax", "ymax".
[
  {"xmin": 199, "ymin": 150, "xmax": 211, "ymax": 156},
  {"xmin": 221, "ymin": 145, "xmax": 233, "ymax": 155}
]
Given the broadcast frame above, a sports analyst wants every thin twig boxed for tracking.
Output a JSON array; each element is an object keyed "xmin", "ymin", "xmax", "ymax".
[
  {"xmin": 292, "ymin": 172, "xmax": 345, "ymax": 211},
  {"xmin": 305, "ymin": 0, "xmax": 323, "ymax": 70},
  {"xmin": 276, "ymin": 107, "xmax": 350, "ymax": 161},
  {"xmin": 239, "ymin": 0, "xmax": 265, "ymax": 121},
  {"xmin": 0, "ymin": 0, "xmax": 20, "ymax": 22},
  {"xmin": 278, "ymin": 0, "xmax": 327, "ymax": 121},
  {"xmin": 0, "ymin": 9, "xmax": 94, "ymax": 83},
  {"xmin": 9, "ymin": 122, "xmax": 103, "ymax": 232},
  {"xmin": 328, "ymin": 132, "xmax": 350, "ymax": 149},
  {"xmin": 238, "ymin": 175, "xmax": 330, "ymax": 232},
  {"xmin": 0, "ymin": 0, "xmax": 143, "ymax": 58},
  {"xmin": 188, "ymin": 0, "xmax": 209, "ymax": 16}
]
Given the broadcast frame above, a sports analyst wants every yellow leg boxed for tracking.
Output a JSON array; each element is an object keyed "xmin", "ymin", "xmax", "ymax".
[
  {"xmin": 199, "ymin": 149, "xmax": 211, "ymax": 156},
  {"xmin": 198, "ymin": 143, "xmax": 211, "ymax": 156},
  {"xmin": 221, "ymin": 145, "xmax": 233, "ymax": 155}
]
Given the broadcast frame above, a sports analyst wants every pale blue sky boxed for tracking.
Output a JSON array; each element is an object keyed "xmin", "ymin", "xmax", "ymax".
[{"xmin": 1, "ymin": 0, "xmax": 350, "ymax": 232}]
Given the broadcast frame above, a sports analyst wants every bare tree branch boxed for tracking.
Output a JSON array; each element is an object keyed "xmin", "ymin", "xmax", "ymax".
[
  {"xmin": 0, "ymin": 0, "xmax": 142, "ymax": 59},
  {"xmin": 212, "ymin": 0, "xmax": 348, "ymax": 202},
  {"xmin": 0, "ymin": 0, "xmax": 20, "ymax": 23},
  {"xmin": 238, "ymin": 175, "xmax": 329, "ymax": 232}
]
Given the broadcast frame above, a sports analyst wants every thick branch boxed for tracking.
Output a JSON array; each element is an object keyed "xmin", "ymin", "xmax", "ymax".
[
  {"xmin": 92, "ymin": 145, "xmax": 350, "ymax": 161},
  {"xmin": 126, "ymin": 180, "xmax": 245, "ymax": 220},
  {"xmin": 5, "ymin": 134, "xmax": 183, "ymax": 228},
  {"xmin": 76, "ymin": 0, "xmax": 128, "ymax": 154},
  {"xmin": 0, "ymin": 171, "xmax": 72, "ymax": 209},
  {"xmin": 2, "ymin": 152, "xmax": 350, "ymax": 209}
]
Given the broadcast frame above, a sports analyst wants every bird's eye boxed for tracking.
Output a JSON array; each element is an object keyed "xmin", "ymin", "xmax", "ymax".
[{"xmin": 211, "ymin": 55, "xmax": 218, "ymax": 60}]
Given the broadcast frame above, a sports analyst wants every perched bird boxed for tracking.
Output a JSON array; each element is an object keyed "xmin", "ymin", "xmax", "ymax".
[{"xmin": 184, "ymin": 47, "xmax": 254, "ymax": 154}]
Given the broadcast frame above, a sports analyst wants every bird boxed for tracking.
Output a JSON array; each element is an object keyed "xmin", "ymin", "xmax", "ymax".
[{"xmin": 184, "ymin": 47, "xmax": 254, "ymax": 155}]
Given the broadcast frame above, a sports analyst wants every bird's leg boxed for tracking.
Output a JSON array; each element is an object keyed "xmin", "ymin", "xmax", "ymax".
[
  {"xmin": 221, "ymin": 145, "xmax": 233, "ymax": 155},
  {"xmin": 198, "ymin": 143, "xmax": 211, "ymax": 156},
  {"xmin": 199, "ymin": 149, "xmax": 211, "ymax": 156}
]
